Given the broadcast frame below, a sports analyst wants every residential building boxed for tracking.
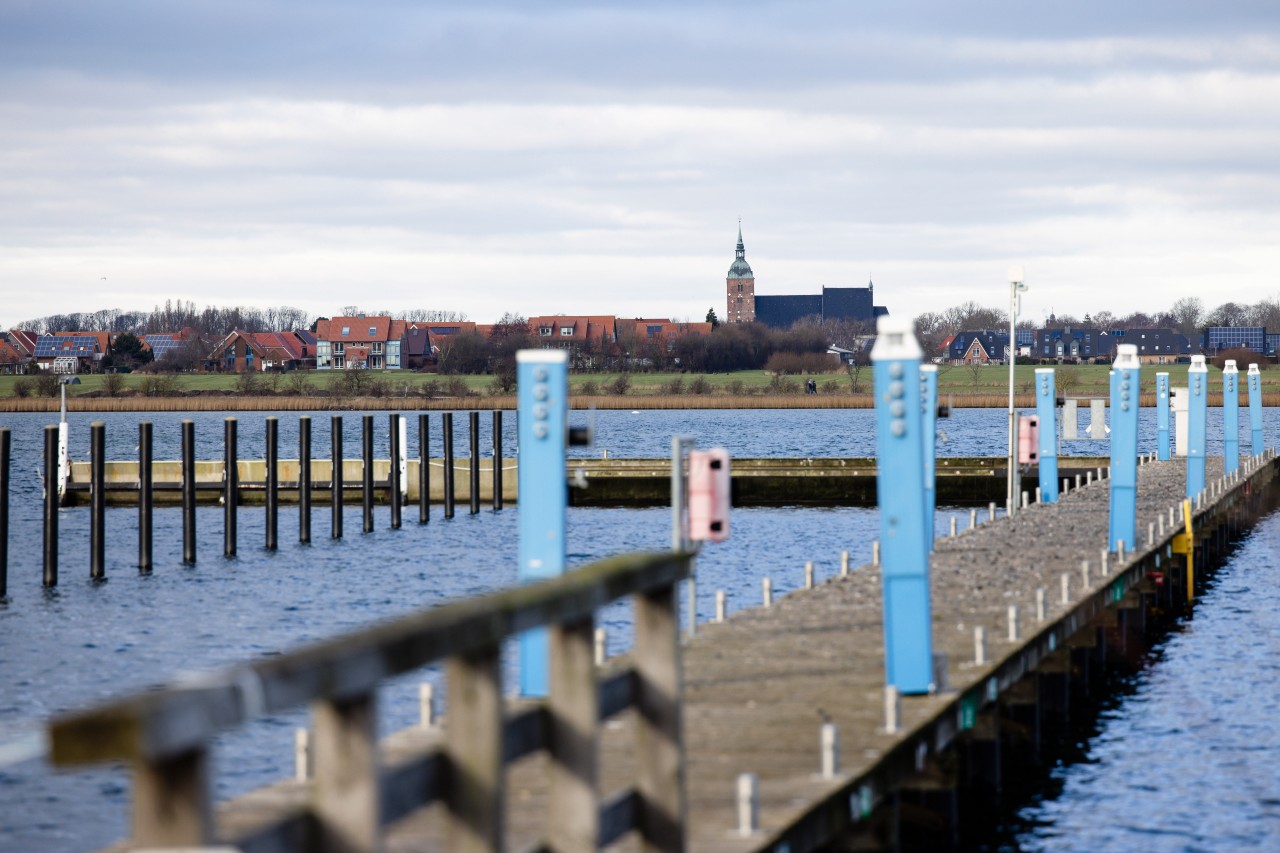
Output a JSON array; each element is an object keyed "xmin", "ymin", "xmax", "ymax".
[
  {"xmin": 314, "ymin": 316, "xmax": 408, "ymax": 370},
  {"xmin": 208, "ymin": 330, "xmax": 313, "ymax": 372},
  {"xmin": 0, "ymin": 330, "xmax": 36, "ymax": 374},
  {"xmin": 34, "ymin": 333, "xmax": 106, "ymax": 373},
  {"xmin": 1108, "ymin": 328, "xmax": 1191, "ymax": 364},
  {"xmin": 1203, "ymin": 326, "xmax": 1266, "ymax": 356},
  {"xmin": 528, "ymin": 315, "xmax": 617, "ymax": 367},
  {"xmin": 1032, "ymin": 327, "xmax": 1113, "ymax": 363},
  {"xmin": 950, "ymin": 330, "xmax": 1009, "ymax": 365}
]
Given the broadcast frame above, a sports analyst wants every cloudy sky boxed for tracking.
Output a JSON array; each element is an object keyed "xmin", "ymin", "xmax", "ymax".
[{"xmin": 3, "ymin": 1, "xmax": 1280, "ymax": 327}]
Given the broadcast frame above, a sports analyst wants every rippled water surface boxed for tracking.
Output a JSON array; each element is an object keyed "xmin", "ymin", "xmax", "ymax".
[{"xmin": 0, "ymin": 406, "xmax": 1278, "ymax": 851}]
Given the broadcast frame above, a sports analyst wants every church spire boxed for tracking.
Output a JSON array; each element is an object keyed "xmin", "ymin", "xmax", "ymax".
[{"xmin": 736, "ymin": 219, "xmax": 745, "ymax": 260}]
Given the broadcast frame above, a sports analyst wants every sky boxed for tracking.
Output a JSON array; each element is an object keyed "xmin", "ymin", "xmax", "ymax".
[{"xmin": 3, "ymin": 1, "xmax": 1280, "ymax": 328}]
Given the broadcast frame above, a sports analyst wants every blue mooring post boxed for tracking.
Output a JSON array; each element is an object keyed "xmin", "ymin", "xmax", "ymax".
[
  {"xmin": 871, "ymin": 316, "xmax": 933, "ymax": 694},
  {"xmin": 1248, "ymin": 363, "xmax": 1263, "ymax": 456},
  {"xmin": 1035, "ymin": 368, "xmax": 1058, "ymax": 503},
  {"xmin": 920, "ymin": 365, "xmax": 937, "ymax": 543},
  {"xmin": 517, "ymin": 349, "xmax": 568, "ymax": 697},
  {"xmin": 1108, "ymin": 346, "xmax": 1140, "ymax": 551},
  {"xmin": 1223, "ymin": 360, "xmax": 1240, "ymax": 475},
  {"xmin": 1187, "ymin": 355, "xmax": 1208, "ymax": 498},
  {"xmin": 1156, "ymin": 372, "xmax": 1171, "ymax": 461}
]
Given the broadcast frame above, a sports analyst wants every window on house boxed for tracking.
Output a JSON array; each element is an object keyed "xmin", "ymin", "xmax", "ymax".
[
  {"xmin": 334, "ymin": 343, "xmax": 344, "ymax": 354},
  {"xmin": 539, "ymin": 327, "xmax": 552, "ymax": 337},
  {"xmin": 368, "ymin": 326, "xmax": 377, "ymax": 337},
  {"xmin": 560, "ymin": 326, "xmax": 573, "ymax": 336},
  {"xmin": 737, "ymin": 283, "xmax": 743, "ymax": 293},
  {"xmin": 372, "ymin": 342, "xmax": 383, "ymax": 354},
  {"xmin": 341, "ymin": 326, "xmax": 350, "ymax": 336}
]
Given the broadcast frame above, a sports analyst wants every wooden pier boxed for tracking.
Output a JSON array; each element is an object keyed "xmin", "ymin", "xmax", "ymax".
[{"xmin": 47, "ymin": 451, "xmax": 1277, "ymax": 852}]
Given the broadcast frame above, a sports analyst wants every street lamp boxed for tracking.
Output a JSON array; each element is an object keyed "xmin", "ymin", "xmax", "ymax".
[
  {"xmin": 1007, "ymin": 266, "xmax": 1028, "ymax": 515},
  {"xmin": 59, "ymin": 375, "xmax": 81, "ymax": 424}
]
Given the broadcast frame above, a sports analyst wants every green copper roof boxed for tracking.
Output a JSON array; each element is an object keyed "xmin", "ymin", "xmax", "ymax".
[{"xmin": 727, "ymin": 224, "xmax": 754, "ymax": 279}]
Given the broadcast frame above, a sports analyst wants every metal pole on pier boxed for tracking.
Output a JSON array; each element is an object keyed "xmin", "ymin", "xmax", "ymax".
[
  {"xmin": 1187, "ymin": 355, "xmax": 1208, "ymax": 498},
  {"xmin": 1248, "ymin": 364, "xmax": 1263, "ymax": 455},
  {"xmin": 265, "ymin": 417, "xmax": 279, "ymax": 550},
  {"xmin": 1036, "ymin": 368, "xmax": 1058, "ymax": 503},
  {"xmin": 389, "ymin": 414, "xmax": 402, "ymax": 529},
  {"xmin": 1109, "ymin": 345, "xmax": 1140, "ymax": 552},
  {"xmin": 1006, "ymin": 266, "xmax": 1028, "ymax": 516},
  {"xmin": 442, "ymin": 413, "xmax": 455, "ymax": 519},
  {"xmin": 871, "ymin": 315, "xmax": 934, "ymax": 694},
  {"xmin": 181, "ymin": 420, "xmax": 196, "ymax": 564},
  {"xmin": 139, "ymin": 422, "xmax": 152, "ymax": 571},
  {"xmin": 298, "ymin": 416, "xmax": 311, "ymax": 544},
  {"xmin": 418, "ymin": 414, "xmax": 430, "ymax": 524},
  {"xmin": 1156, "ymin": 372, "xmax": 1171, "ymax": 461},
  {"xmin": 517, "ymin": 349, "xmax": 568, "ymax": 697},
  {"xmin": 469, "ymin": 411, "xmax": 480, "ymax": 515},
  {"xmin": 492, "ymin": 411, "xmax": 503, "ymax": 511},
  {"xmin": 0, "ymin": 428, "xmax": 9, "ymax": 598},
  {"xmin": 223, "ymin": 418, "xmax": 237, "ymax": 558},
  {"xmin": 331, "ymin": 415, "xmax": 343, "ymax": 539},
  {"xmin": 43, "ymin": 425, "xmax": 58, "ymax": 586},
  {"xmin": 362, "ymin": 415, "xmax": 374, "ymax": 534},
  {"xmin": 921, "ymin": 365, "xmax": 937, "ymax": 542},
  {"xmin": 1223, "ymin": 360, "xmax": 1240, "ymax": 475},
  {"xmin": 90, "ymin": 421, "xmax": 105, "ymax": 580}
]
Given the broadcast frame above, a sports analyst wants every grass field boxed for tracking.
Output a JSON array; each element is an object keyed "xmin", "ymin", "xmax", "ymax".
[{"xmin": 0, "ymin": 362, "xmax": 1273, "ymax": 404}]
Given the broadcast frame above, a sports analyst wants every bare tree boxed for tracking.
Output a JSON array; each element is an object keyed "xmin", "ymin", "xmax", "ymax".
[
  {"xmin": 1206, "ymin": 301, "xmax": 1249, "ymax": 327},
  {"xmin": 1169, "ymin": 296, "xmax": 1205, "ymax": 335}
]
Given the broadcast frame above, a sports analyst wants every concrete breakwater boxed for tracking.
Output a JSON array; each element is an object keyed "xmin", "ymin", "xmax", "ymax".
[{"xmin": 46, "ymin": 451, "xmax": 1277, "ymax": 851}]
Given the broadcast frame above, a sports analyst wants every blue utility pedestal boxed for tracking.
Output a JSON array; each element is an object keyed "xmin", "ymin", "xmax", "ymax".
[
  {"xmin": 871, "ymin": 317, "xmax": 934, "ymax": 695},
  {"xmin": 1223, "ymin": 360, "xmax": 1239, "ymax": 475},
  {"xmin": 1187, "ymin": 355, "xmax": 1208, "ymax": 498},
  {"xmin": 516, "ymin": 349, "xmax": 568, "ymax": 697},
  {"xmin": 1156, "ymin": 372, "xmax": 1171, "ymax": 461},
  {"xmin": 1248, "ymin": 364, "xmax": 1264, "ymax": 456},
  {"xmin": 1108, "ymin": 346, "xmax": 1140, "ymax": 551},
  {"xmin": 921, "ymin": 365, "xmax": 938, "ymax": 543},
  {"xmin": 1035, "ymin": 368, "xmax": 1058, "ymax": 503}
]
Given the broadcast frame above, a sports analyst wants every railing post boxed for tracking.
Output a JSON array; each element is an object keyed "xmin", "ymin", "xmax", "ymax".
[
  {"xmin": 517, "ymin": 350, "xmax": 568, "ymax": 697},
  {"xmin": 299, "ymin": 416, "xmax": 312, "ymax": 544},
  {"xmin": 1156, "ymin": 372, "xmax": 1171, "ymax": 461},
  {"xmin": 311, "ymin": 692, "xmax": 380, "ymax": 853},
  {"xmin": 1223, "ymin": 360, "xmax": 1240, "ymax": 475},
  {"xmin": 634, "ymin": 580, "xmax": 686, "ymax": 852},
  {"xmin": 1187, "ymin": 355, "xmax": 1207, "ymax": 498},
  {"xmin": 446, "ymin": 645, "xmax": 504, "ymax": 853},
  {"xmin": 418, "ymin": 414, "xmax": 430, "ymax": 524},
  {"xmin": 181, "ymin": 420, "xmax": 196, "ymax": 564},
  {"xmin": 0, "ymin": 428, "xmax": 8, "ymax": 598},
  {"xmin": 1248, "ymin": 364, "xmax": 1263, "ymax": 454},
  {"xmin": 44, "ymin": 424, "xmax": 58, "ymax": 586},
  {"xmin": 131, "ymin": 748, "xmax": 213, "ymax": 848},
  {"xmin": 331, "ymin": 415, "xmax": 343, "ymax": 539},
  {"xmin": 389, "ymin": 413, "xmax": 402, "ymax": 529},
  {"xmin": 1036, "ymin": 368, "xmax": 1058, "ymax": 503},
  {"xmin": 362, "ymin": 415, "xmax": 374, "ymax": 534},
  {"xmin": 870, "ymin": 316, "xmax": 934, "ymax": 694},
  {"xmin": 1109, "ymin": 345, "xmax": 1140, "ymax": 552},
  {"xmin": 492, "ymin": 410, "xmax": 503, "ymax": 511},
  {"xmin": 549, "ymin": 616, "xmax": 599, "ymax": 851},
  {"xmin": 89, "ymin": 421, "xmax": 105, "ymax": 580},
  {"xmin": 265, "ymin": 417, "xmax": 278, "ymax": 551},
  {"xmin": 920, "ymin": 364, "xmax": 937, "ymax": 541},
  {"xmin": 223, "ymin": 418, "xmax": 237, "ymax": 557},
  {"xmin": 139, "ymin": 421, "xmax": 152, "ymax": 571}
]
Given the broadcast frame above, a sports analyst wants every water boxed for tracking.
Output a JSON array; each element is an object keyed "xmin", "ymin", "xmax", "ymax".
[{"xmin": 0, "ymin": 406, "xmax": 1277, "ymax": 851}]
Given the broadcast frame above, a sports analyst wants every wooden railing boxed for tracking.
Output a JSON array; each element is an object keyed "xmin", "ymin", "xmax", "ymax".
[{"xmin": 49, "ymin": 550, "xmax": 693, "ymax": 852}]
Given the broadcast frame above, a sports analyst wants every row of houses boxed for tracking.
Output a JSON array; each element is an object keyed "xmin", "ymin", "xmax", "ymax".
[
  {"xmin": 0, "ymin": 314, "xmax": 713, "ymax": 374},
  {"xmin": 946, "ymin": 326, "xmax": 1280, "ymax": 366}
]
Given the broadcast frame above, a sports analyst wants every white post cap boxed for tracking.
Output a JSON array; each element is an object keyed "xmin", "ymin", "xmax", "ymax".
[
  {"xmin": 1008, "ymin": 265, "xmax": 1025, "ymax": 282},
  {"xmin": 1189, "ymin": 354, "xmax": 1207, "ymax": 372},
  {"xmin": 1223, "ymin": 359, "xmax": 1238, "ymax": 374},
  {"xmin": 920, "ymin": 364, "xmax": 937, "ymax": 374},
  {"xmin": 1249, "ymin": 363, "xmax": 1260, "ymax": 375},
  {"xmin": 1114, "ymin": 344, "xmax": 1139, "ymax": 369},
  {"xmin": 1035, "ymin": 367, "xmax": 1054, "ymax": 375},
  {"xmin": 870, "ymin": 315, "xmax": 922, "ymax": 361},
  {"xmin": 516, "ymin": 349, "xmax": 568, "ymax": 364}
]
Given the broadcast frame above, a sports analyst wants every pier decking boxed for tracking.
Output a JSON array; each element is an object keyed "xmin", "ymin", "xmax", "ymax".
[{"xmin": 49, "ymin": 452, "xmax": 1276, "ymax": 851}]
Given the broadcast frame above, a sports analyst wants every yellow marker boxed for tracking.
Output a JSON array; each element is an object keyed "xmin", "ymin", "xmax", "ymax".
[{"xmin": 1183, "ymin": 499, "xmax": 1194, "ymax": 602}]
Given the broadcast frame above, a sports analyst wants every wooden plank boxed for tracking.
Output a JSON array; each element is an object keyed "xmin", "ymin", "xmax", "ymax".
[
  {"xmin": 548, "ymin": 616, "xmax": 599, "ymax": 852},
  {"xmin": 634, "ymin": 584, "xmax": 685, "ymax": 853},
  {"xmin": 131, "ymin": 747, "xmax": 213, "ymax": 848},
  {"xmin": 446, "ymin": 646, "xmax": 504, "ymax": 853},
  {"xmin": 312, "ymin": 692, "xmax": 381, "ymax": 852}
]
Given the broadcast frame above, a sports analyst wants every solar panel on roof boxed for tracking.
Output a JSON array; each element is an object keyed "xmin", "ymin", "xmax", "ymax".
[
  {"xmin": 145, "ymin": 335, "xmax": 182, "ymax": 360},
  {"xmin": 35, "ymin": 335, "xmax": 98, "ymax": 356}
]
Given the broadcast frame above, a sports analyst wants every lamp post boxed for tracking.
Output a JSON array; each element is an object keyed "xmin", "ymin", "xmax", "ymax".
[
  {"xmin": 1007, "ymin": 267, "xmax": 1028, "ymax": 515},
  {"xmin": 57, "ymin": 375, "xmax": 81, "ymax": 504}
]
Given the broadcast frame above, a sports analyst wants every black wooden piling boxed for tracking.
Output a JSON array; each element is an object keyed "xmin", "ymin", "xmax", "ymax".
[
  {"xmin": 139, "ymin": 422, "xmax": 152, "ymax": 572},
  {"xmin": 0, "ymin": 428, "xmax": 9, "ymax": 598},
  {"xmin": 469, "ymin": 411, "xmax": 480, "ymax": 515},
  {"xmin": 90, "ymin": 421, "xmax": 105, "ymax": 580},
  {"xmin": 362, "ymin": 414, "xmax": 374, "ymax": 533},
  {"xmin": 299, "ymin": 416, "xmax": 311, "ymax": 545},
  {"xmin": 265, "ymin": 417, "xmax": 279, "ymax": 550},
  {"xmin": 43, "ymin": 424, "xmax": 58, "ymax": 586},
  {"xmin": 223, "ymin": 418, "xmax": 237, "ymax": 558},
  {"xmin": 493, "ymin": 411, "xmax": 503, "ymax": 511},
  {"xmin": 331, "ymin": 415, "xmax": 343, "ymax": 539},
  {"xmin": 181, "ymin": 420, "xmax": 196, "ymax": 564},
  {"xmin": 389, "ymin": 414, "xmax": 402, "ymax": 529},
  {"xmin": 443, "ymin": 413, "xmax": 455, "ymax": 519},
  {"xmin": 418, "ymin": 414, "xmax": 429, "ymax": 525}
]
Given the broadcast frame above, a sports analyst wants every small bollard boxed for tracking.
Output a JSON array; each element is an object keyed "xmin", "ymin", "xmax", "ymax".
[
  {"xmin": 1097, "ymin": 466, "xmax": 1104, "ymax": 481},
  {"xmin": 1035, "ymin": 486, "xmax": 1042, "ymax": 503},
  {"xmin": 1007, "ymin": 605, "xmax": 1019, "ymax": 642},
  {"xmin": 805, "ymin": 561, "xmax": 815, "ymax": 589},
  {"xmin": 969, "ymin": 508, "xmax": 978, "ymax": 529},
  {"xmin": 1035, "ymin": 587, "xmax": 1046, "ymax": 622},
  {"xmin": 331, "ymin": 415, "xmax": 344, "ymax": 539},
  {"xmin": 871, "ymin": 539, "xmax": 880, "ymax": 566},
  {"xmin": 419, "ymin": 683, "xmax": 435, "ymax": 728},
  {"xmin": 1076, "ymin": 474, "xmax": 1082, "ymax": 490},
  {"xmin": 594, "ymin": 628, "xmax": 606, "ymax": 666},
  {"xmin": 1148, "ymin": 521, "xmax": 1155, "ymax": 547},
  {"xmin": 840, "ymin": 551, "xmax": 850, "ymax": 577},
  {"xmin": 294, "ymin": 728, "xmax": 310, "ymax": 782},
  {"xmin": 1061, "ymin": 572, "xmax": 1071, "ymax": 604},
  {"xmin": 89, "ymin": 421, "xmax": 105, "ymax": 580},
  {"xmin": 973, "ymin": 626, "xmax": 987, "ymax": 665},
  {"xmin": 715, "ymin": 590, "xmax": 726, "ymax": 622},
  {"xmin": 884, "ymin": 685, "xmax": 901, "ymax": 733},
  {"xmin": 1117, "ymin": 542, "xmax": 1125, "ymax": 564},
  {"xmin": 1021, "ymin": 491, "xmax": 1029, "ymax": 509},
  {"xmin": 139, "ymin": 422, "xmax": 153, "ymax": 571},
  {"xmin": 1158, "ymin": 514, "xmax": 1165, "ymax": 536},
  {"xmin": 762, "ymin": 576, "xmax": 773, "ymax": 607},
  {"xmin": 1081, "ymin": 560, "xmax": 1091, "ymax": 589},
  {"xmin": 1101, "ymin": 549, "xmax": 1110, "ymax": 575},
  {"xmin": 988, "ymin": 501, "xmax": 997, "ymax": 522},
  {"xmin": 181, "ymin": 420, "xmax": 196, "ymax": 564},
  {"xmin": 1086, "ymin": 471, "xmax": 1093, "ymax": 486},
  {"xmin": 949, "ymin": 516, "xmax": 958, "ymax": 537},
  {"xmin": 737, "ymin": 773, "xmax": 758, "ymax": 836},
  {"xmin": 821, "ymin": 723, "xmax": 840, "ymax": 779}
]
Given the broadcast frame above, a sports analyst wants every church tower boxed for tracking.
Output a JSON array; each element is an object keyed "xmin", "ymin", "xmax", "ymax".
[{"xmin": 726, "ymin": 222, "xmax": 755, "ymax": 323}]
